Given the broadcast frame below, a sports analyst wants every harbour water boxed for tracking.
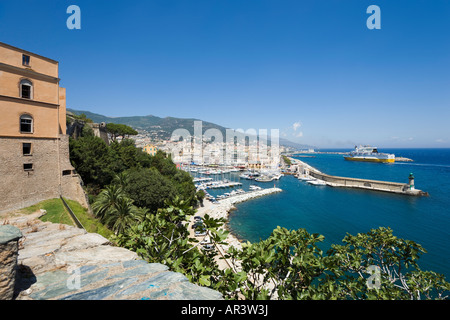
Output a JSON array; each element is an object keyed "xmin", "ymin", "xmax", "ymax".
[{"xmin": 227, "ymin": 148, "xmax": 450, "ymax": 280}]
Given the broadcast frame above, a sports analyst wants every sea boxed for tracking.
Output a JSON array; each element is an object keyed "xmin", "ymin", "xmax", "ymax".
[{"xmin": 203, "ymin": 148, "xmax": 450, "ymax": 281}]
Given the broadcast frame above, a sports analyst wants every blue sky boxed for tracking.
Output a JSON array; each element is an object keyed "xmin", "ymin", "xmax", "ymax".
[{"xmin": 1, "ymin": 0, "xmax": 449, "ymax": 148}]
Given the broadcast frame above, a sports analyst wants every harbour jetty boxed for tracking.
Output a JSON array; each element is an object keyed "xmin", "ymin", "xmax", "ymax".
[
  {"xmin": 219, "ymin": 187, "xmax": 282, "ymax": 207},
  {"xmin": 291, "ymin": 158, "xmax": 428, "ymax": 196}
]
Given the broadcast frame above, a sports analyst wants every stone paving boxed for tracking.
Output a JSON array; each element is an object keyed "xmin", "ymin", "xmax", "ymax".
[{"xmin": 1, "ymin": 211, "xmax": 223, "ymax": 300}]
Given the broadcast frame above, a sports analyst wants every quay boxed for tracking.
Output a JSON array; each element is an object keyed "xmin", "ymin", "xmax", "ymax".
[
  {"xmin": 289, "ymin": 158, "xmax": 428, "ymax": 196},
  {"xmin": 218, "ymin": 187, "xmax": 282, "ymax": 206},
  {"xmin": 307, "ymin": 170, "xmax": 428, "ymax": 196}
]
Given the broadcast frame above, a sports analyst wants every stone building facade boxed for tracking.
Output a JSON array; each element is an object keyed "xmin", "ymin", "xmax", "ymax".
[{"xmin": 0, "ymin": 42, "xmax": 88, "ymax": 213}]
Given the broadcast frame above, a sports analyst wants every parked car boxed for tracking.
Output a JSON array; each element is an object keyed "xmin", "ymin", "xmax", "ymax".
[
  {"xmin": 192, "ymin": 221, "xmax": 204, "ymax": 229},
  {"xmin": 195, "ymin": 229, "xmax": 207, "ymax": 237},
  {"xmin": 202, "ymin": 244, "xmax": 215, "ymax": 251}
]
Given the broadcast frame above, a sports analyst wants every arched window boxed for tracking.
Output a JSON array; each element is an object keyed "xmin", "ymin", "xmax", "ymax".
[
  {"xmin": 20, "ymin": 114, "xmax": 33, "ymax": 133},
  {"xmin": 20, "ymin": 79, "xmax": 33, "ymax": 99}
]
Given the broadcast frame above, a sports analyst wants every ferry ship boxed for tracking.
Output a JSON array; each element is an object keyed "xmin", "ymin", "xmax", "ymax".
[{"xmin": 344, "ymin": 145, "xmax": 395, "ymax": 163}]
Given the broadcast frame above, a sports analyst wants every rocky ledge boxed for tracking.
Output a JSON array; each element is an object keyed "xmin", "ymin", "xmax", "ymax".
[{"xmin": 0, "ymin": 211, "xmax": 222, "ymax": 300}]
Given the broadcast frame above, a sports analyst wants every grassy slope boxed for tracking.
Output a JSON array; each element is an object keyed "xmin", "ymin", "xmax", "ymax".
[{"xmin": 20, "ymin": 198, "xmax": 114, "ymax": 239}]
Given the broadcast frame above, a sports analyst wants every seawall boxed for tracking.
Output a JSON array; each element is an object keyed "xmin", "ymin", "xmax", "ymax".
[
  {"xmin": 291, "ymin": 158, "xmax": 428, "ymax": 196},
  {"xmin": 308, "ymin": 170, "xmax": 427, "ymax": 196}
]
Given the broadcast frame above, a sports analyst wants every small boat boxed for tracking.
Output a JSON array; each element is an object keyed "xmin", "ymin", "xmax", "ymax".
[{"xmin": 255, "ymin": 176, "xmax": 273, "ymax": 182}]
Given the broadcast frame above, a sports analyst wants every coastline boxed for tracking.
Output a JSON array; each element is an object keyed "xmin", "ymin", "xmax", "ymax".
[{"xmin": 192, "ymin": 187, "xmax": 282, "ymax": 270}]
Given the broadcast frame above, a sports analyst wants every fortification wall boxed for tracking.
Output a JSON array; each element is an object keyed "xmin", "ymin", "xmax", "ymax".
[{"xmin": 0, "ymin": 135, "xmax": 89, "ymax": 214}]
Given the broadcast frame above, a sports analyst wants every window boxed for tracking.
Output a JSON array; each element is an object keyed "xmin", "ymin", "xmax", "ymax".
[
  {"xmin": 23, "ymin": 163, "xmax": 33, "ymax": 171},
  {"xmin": 20, "ymin": 79, "xmax": 33, "ymax": 99},
  {"xmin": 62, "ymin": 170, "xmax": 72, "ymax": 176},
  {"xmin": 22, "ymin": 54, "xmax": 30, "ymax": 66},
  {"xmin": 23, "ymin": 143, "xmax": 32, "ymax": 155},
  {"xmin": 20, "ymin": 114, "xmax": 33, "ymax": 133}
]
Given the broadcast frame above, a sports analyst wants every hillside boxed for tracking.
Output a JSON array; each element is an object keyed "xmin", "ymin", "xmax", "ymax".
[{"xmin": 67, "ymin": 108, "xmax": 315, "ymax": 150}]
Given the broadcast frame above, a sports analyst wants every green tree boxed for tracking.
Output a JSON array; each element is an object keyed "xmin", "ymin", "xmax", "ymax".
[
  {"xmin": 112, "ymin": 172, "xmax": 130, "ymax": 190},
  {"xmin": 114, "ymin": 197, "xmax": 225, "ymax": 286},
  {"xmin": 69, "ymin": 135, "xmax": 116, "ymax": 190},
  {"xmin": 91, "ymin": 184, "xmax": 125, "ymax": 222},
  {"xmin": 221, "ymin": 227, "xmax": 450, "ymax": 300},
  {"xmin": 92, "ymin": 184, "xmax": 144, "ymax": 234},
  {"xmin": 149, "ymin": 150, "xmax": 178, "ymax": 176},
  {"xmin": 222, "ymin": 227, "xmax": 326, "ymax": 300},
  {"xmin": 324, "ymin": 227, "xmax": 450, "ymax": 300},
  {"xmin": 195, "ymin": 189, "xmax": 206, "ymax": 207},
  {"xmin": 123, "ymin": 167, "xmax": 177, "ymax": 212},
  {"xmin": 110, "ymin": 139, "xmax": 152, "ymax": 170},
  {"xmin": 106, "ymin": 123, "xmax": 138, "ymax": 141},
  {"xmin": 102, "ymin": 196, "xmax": 145, "ymax": 235}
]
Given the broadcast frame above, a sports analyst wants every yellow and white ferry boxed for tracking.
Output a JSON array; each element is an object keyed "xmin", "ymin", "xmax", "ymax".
[{"xmin": 344, "ymin": 145, "xmax": 395, "ymax": 163}]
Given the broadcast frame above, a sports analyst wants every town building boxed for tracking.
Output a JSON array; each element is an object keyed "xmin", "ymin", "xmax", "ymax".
[
  {"xmin": 143, "ymin": 144, "xmax": 158, "ymax": 156},
  {"xmin": 0, "ymin": 42, "xmax": 88, "ymax": 213}
]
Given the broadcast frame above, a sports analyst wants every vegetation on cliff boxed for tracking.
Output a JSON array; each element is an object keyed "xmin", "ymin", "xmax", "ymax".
[{"xmin": 67, "ymin": 116, "xmax": 450, "ymax": 300}]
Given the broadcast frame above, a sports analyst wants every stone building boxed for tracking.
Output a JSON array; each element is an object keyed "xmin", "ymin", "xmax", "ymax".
[{"xmin": 0, "ymin": 42, "xmax": 88, "ymax": 213}]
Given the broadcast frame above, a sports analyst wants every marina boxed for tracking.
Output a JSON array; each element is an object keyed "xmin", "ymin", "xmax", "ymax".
[{"xmin": 183, "ymin": 164, "xmax": 285, "ymax": 203}]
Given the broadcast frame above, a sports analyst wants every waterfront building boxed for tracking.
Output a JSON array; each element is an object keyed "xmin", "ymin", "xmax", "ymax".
[
  {"xmin": 0, "ymin": 42, "xmax": 88, "ymax": 213},
  {"xmin": 143, "ymin": 144, "xmax": 158, "ymax": 156}
]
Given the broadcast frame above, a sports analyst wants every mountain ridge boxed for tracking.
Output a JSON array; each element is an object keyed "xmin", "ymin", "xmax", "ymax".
[{"xmin": 67, "ymin": 108, "xmax": 315, "ymax": 150}]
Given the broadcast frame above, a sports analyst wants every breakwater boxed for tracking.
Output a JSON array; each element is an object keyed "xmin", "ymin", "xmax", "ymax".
[
  {"xmin": 291, "ymin": 158, "xmax": 428, "ymax": 196},
  {"xmin": 308, "ymin": 170, "xmax": 428, "ymax": 196},
  {"xmin": 205, "ymin": 187, "xmax": 283, "ymax": 227},
  {"xmin": 220, "ymin": 187, "xmax": 283, "ymax": 206}
]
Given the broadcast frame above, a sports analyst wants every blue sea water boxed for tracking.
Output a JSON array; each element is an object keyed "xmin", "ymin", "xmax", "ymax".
[{"xmin": 226, "ymin": 149, "xmax": 450, "ymax": 280}]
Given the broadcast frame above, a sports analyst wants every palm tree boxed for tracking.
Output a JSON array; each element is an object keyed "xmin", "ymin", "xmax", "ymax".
[
  {"xmin": 92, "ymin": 184, "xmax": 124, "ymax": 223},
  {"xmin": 103, "ymin": 197, "xmax": 144, "ymax": 235},
  {"xmin": 112, "ymin": 172, "xmax": 129, "ymax": 189}
]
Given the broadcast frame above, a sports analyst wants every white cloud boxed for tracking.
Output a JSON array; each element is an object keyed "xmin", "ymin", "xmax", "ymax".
[
  {"xmin": 436, "ymin": 138, "xmax": 445, "ymax": 143},
  {"xmin": 292, "ymin": 122, "xmax": 301, "ymax": 131}
]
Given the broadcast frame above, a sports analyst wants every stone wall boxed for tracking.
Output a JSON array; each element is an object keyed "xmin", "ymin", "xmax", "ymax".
[
  {"xmin": 0, "ymin": 137, "xmax": 61, "ymax": 213},
  {"xmin": 58, "ymin": 134, "xmax": 90, "ymax": 208},
  {"xmin": 0, "ymin": 134, "xmax": 89, "ymax": 214},
  {"xmin": 1, "ymin": 213, "xmax": 223, "ymax": 301},
  {"xmin": 88, "ymin": 122, "xmax": 109, "ymax": 145},
  {"xmin": 0, "ymin": 225, "xmax": 22, "ymax": 300}
]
